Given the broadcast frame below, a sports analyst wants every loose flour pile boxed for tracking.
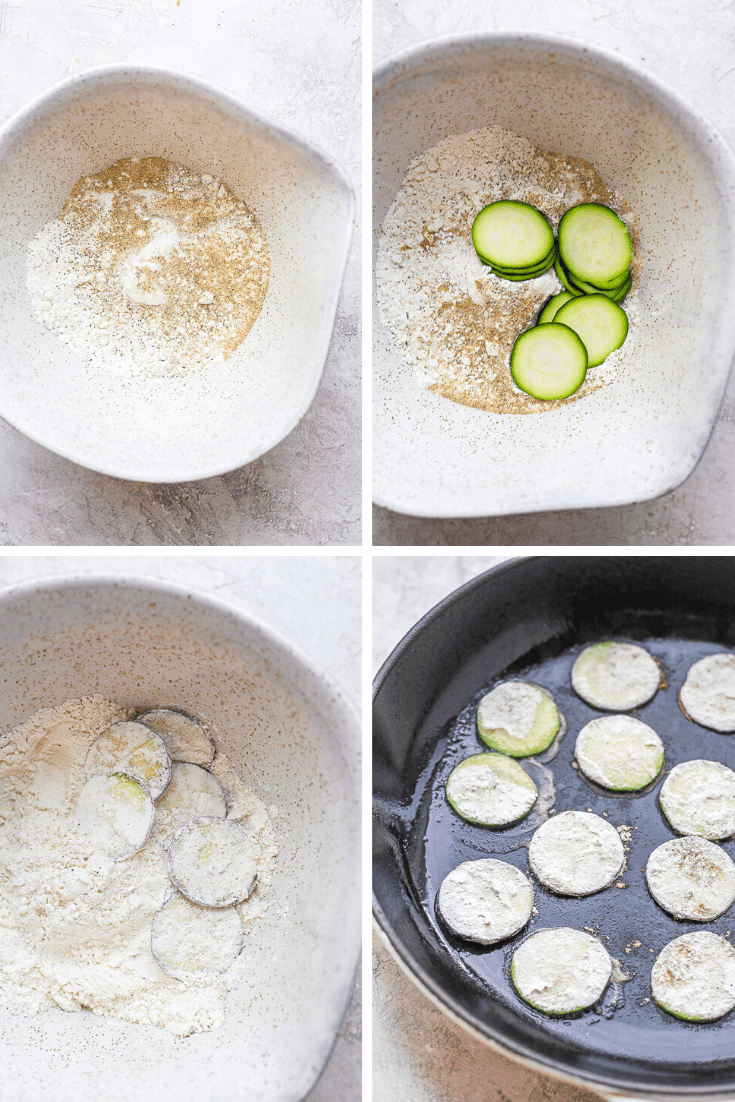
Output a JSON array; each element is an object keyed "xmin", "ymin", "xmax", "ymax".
[
  {"xmin": 27, "ymin": 157, "xmax": 270, "ymax": 378},
  {"xmin": 376, "ymin": 126, "xmax": 641, "ymax": 414},
  {"xmin": 0, "ymin": 696, "xmax": 276, "ymax": 1036}
]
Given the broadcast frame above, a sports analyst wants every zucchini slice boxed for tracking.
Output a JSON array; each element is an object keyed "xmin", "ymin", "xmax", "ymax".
[
  {"xmin": 652, "ymin": 932, "xmax": 735, "ymax": 1021},
  {"xmin": 558, "ymin": 203, "xmax": 632, "ymax": 285},
  {"xmin": 575, "ymin": 715, "xmax": 663, "ymax": 791},
  {"xmin": 645, "ymin": 836, "xmax": 735, "ymax": 922},
  {"xmin": 437, "ymin": 859, "xmax": 534, "ymax": 945},
  {"xmin": 680, "ymin": 652, "xmax": 735, "ymax": 731},
  {"xmin": 510, "ymin": 324, "xmax": 588, "ymax": 400},
  {"xmin": 528, "ymin": 810, "xmax": 625, "ymax": 896},
  {"xmin": 151, "ymin": 892, "xmax": 243, "ymax": 980},
  {"xmin": 490, "ymin": 244, "xmax": 556, "ymax": 277},
  {"xmin": 554, "ymin": 256, "xmax": 583, "ymax": 297},
  {"xmin": 538, "ymin": 291, "xmax": 575, "ymax": 324},
  {"xmin": 553, "ymin": 295, "xmax": 628, "ymax": 368},
  {"xmin": 472, "ymin": 200, "xmax": 554, "ymax": 269},
  {"xmin": 476, "ymin": 681, "xmax": 560, "ymax": 757},
  {"xmin": 511, "ymin": 928, "xmax": 613, "ymax": 1015},
  {"xmin": 445, "ymin": 752, "xmax": 538, "ymax": 826},
  {"xmin": 169, "ymin": 815, "xmax": 258, "ymax": 908},
  {"xmin": 659, "ymin": 759, "xmax": 735, "ymax": 840}
]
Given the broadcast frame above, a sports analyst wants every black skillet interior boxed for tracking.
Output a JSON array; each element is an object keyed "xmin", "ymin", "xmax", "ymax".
[{"xmin": 373, "ymin": 556, "xmax": 735, "ymax": 1096}]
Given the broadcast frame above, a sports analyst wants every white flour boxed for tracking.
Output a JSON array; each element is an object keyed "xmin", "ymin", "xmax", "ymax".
[
  {"xmin": 0, "ymin": 696, "xmax": 276, "ymax": 1036},
  {"xmin": 27, "ymin": 157, "xmax": 270, "ymax": 379},
  {"xmin": 376, "ymin": 125, "xmax": 641, "ymax": 415}
]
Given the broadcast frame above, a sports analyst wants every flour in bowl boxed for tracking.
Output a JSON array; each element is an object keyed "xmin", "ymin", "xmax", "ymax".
[
  {"xmin": 376, "ymin": 126, "xmax": 641, "ymax": 414},
  {"xmin": 0, "ymin": 695, "xmax": 276, "ymax": 1036},
  {"xmin": 27, "ymin": 157, "xmax": 270, "ymax": 378}
]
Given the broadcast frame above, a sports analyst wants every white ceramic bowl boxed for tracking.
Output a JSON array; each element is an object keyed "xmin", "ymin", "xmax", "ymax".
[
  {"xmin": 373, "ymin": 33, "xmax": 735, "ymax": 518},
  {"xmin": 0, "ymin": 576, "xmax": 360, "ymax": 1102},
  {"xmin": 0, "ymin": 66, "xmax": 353, "ymax": 482}
]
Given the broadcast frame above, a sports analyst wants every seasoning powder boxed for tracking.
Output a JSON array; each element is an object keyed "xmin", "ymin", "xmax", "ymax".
[{"xmin": 27, "ymin": 157, "xmax": 270, "ymax": 378}]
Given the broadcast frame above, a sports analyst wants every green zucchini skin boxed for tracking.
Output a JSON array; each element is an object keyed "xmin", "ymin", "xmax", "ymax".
[
  {"xmin": 554, "ymin": 256, "xmax": 583, "ymax": 297},
  {"xmin": 490, "ymin": 244, "xmax": 557, "ymax": 277}
]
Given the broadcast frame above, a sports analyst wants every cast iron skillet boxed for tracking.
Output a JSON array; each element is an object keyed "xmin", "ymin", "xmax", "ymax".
[{"xmin": 373, "ymin": 556, "xmax": 735, "ymax": 1097}]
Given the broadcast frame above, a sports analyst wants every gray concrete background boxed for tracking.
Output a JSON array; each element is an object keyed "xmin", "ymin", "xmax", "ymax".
[
  {"xmin": 372, "ymin": 555, "xmax": 608, "ymax": 1102},
  {"xmin": 373, "ymin": 0, "xmax": 735, "ymax": 547},
  {"xmin": 0, "ymin": 555, "xmax": 361, "ymax": 1102},
  {"xmin": 0, "ymin": 0, "xmax": 361, "ymax": 546}
]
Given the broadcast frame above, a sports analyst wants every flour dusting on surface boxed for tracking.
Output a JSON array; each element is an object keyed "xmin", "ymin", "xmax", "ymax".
[
  {"xmin": 0, "ymin": 696, "xmax": 276, "ymax": 1036},
  {"xmin": 27, "ymin": 157, "xmax": 270, "ymax": 379},
  {"xmin": 376, "ymin": 125, "xmax": 641, "ymax": 414}
]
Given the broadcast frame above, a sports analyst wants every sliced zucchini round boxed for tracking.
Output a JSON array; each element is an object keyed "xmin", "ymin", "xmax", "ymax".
[
  {"xmin": 155, "ymin": 761, "xmax": 228, "ymax": 834},
  {"xmin": 151, "ymin": 892, "xmax": 243, "ymax": 980},
  {"xmin": 511, "ymin": 927, "xmax": 612, "ymax": 1015},
  {"xmin": 558, "ymin": 203, "xmax": 633, "ymax": 285},
  {"xmin": 609, "ymin": 275, "xmax": 632, "ymax": 303},
  {"xmin": 659, "ymin": 759, "xmax": 735, "ymax": 840},
  {"xmin": 538, "ymin": 291, "xmax": 575, "ymax": 324},
  {"xmin": 490, "ymin": 245, "xmax": 557, "ymax": 280},
  {"xmin": 76, "ymin": 771, "xmax": 154, "ymax": 860},
  {"xmin": 651, "ymin": 932, "xmax": 735, "ymax": 1021},
  {"xmin": 571, "ymin": 642, "xmax": 661, "ymax": 711},
  {"xmin": 169, "ymin": 815, "xmax": 258, "ymax": 908},
  {"xmin": 472, "ymin": 200, "xmax": 554, "ymax": 270},
  {"xmin": 575, "ymin": 715, "xmax": 663, "ymax": 791},
  {"xmin": 476, "ymin": 681, "xmax": 560, "ymax": 757},
  {"xmin": 528, "ymin": 810, "xmax": 625, "ymax": 896},
  {"xmin": 553, "ymin": 295, "xmax": 628, "ymax": 368},
  {"xmin": 445, "ymin": 752, "xmax": 538, "ymax": 826},
  {"xmin": 510, "ymin": 323, "xmax": 588, "ymax": 400},
  {"xmin": 138, "ymin": 708, "xmax": 215, "ymax": 766},
  {"xmin": 85, "ymin": 720, "xmax": 172, "ymax": 802},
  {"xmin": 645, "ymin": 835, "xmax": 735, "ymax": 922},
  {"xmin": 565, "ymin": 269, "xmax": 629, "ymax": 297},
  {"xmin": 679, "ymin": 652, "xmax": 735, "ymax": 732},
  {"xmin": 437, "ymin": 858, "xmax": 534, "ymax": 945}
]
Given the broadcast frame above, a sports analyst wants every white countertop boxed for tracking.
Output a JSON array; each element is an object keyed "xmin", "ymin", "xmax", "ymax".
[
  {"xmin": 0, "ymin": 0, "xmax": 360, "ymax": 546},
  {"xmin": 372, "ymin": 555, "xmax": 608, "ymax": 1102},
  {"xmin": 0, "ymin": 556, "xmax": 361, "ymax": 1102},
  {"xmin": 373, "ymin": 0, "xmax": 735, "ymax": 546}
]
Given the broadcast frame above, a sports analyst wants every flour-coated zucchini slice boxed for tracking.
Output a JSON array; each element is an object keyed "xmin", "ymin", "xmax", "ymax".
[
  {"xmin": 511, "ymin": 927, "xmax": 612, "ymax": 1015},
  {"xmin": 645, "ymin": 835, "xmax": 735, "ymax": 922},
  {"xmin": 558, "ymin": 203, "xmax": 633, "ymax": 285},
  {"xmin": 437, "ymin": 858, "xmax": 534, "ymax": 945},
  {"xmin": 538, "ymin": 291, "xmax": 575, "ymax": 324},
  {"xmin": 652, "ymin": 932, "xmax": 735, "ymax": 1021},
  {"xmin": 151, "ymin": 892, "xmax": 243, "ymax": 980},
  {"xmin": 679, "ymin": 653, "xmax": 735, "ymax": 732},
  {"xmin": 169, "ymin": 815, "xmax": 258, "ymax": 908},
  {"xmin": 86, "ymin": 721, "xmax": 172, "ymax": 801},
  {"xmin": 659, "ymin": 759, "xmax": 735, "ymax": 840},
  {"xmin": 553, "ymin": 295, "xmax": 628, "ymax": 368},
  {"xmin": 575, "ymin": 715, "xmax": 663, "ymax": 791},
  {"xmin": 76, "ymin": 771, "xmax": 154, "ymax": 860},
  {"xmin": 476, "ymin": 681, "xmax": 560, "ymax": 757},
  {"xmin": 528, "ymin": 810, "xmax": 625, "ymax": 896},
  {"xmin": 472, "ymin": 201, "xmax": 554, "ymax": 269},
  {"xmin": 571, "ymin": 642, "xmax": 661, "ymax": 711},
  {"xmin": 510, "ymin": 323, "xmax": 588, "ymax": 400},
  {"xmin": 445, "ymin": 752, "xmax": 538, "ymax": 826},
  {"xmin": 156, "ymin": 761, "xmax": 228, "ymax": 833},
  {"xmin": 138, "ymin": 708, "xmax": 215, "ymax": 766}
]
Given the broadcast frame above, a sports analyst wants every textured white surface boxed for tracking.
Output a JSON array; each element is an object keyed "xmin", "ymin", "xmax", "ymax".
[
  {"xmin": 373, "ymin": 555, "xmax": 610, "ymax": 1102},
  {"xmin": 0, "ymin": 0, "xmax": 360, "ymax": 545},
  {"xmin": 0, "ymin": 556, "xmax": 360, "ymax": 1102},
  {"xmin": 373, "ymin": 0, "xmax": 735, "ymax": 546}
]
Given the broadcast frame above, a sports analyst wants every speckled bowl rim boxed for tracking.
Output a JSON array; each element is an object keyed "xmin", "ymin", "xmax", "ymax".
[
  {"xmin": 373, "ymin": 31, "xmax": 735, "ymax": 518},
  {"xmin": 0, "ymin": 64, "xmax": 354, "ymax": 483},
  {"xmin": 0, "ymin": 571, "xmax": 361, "ymax": 1101}
]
